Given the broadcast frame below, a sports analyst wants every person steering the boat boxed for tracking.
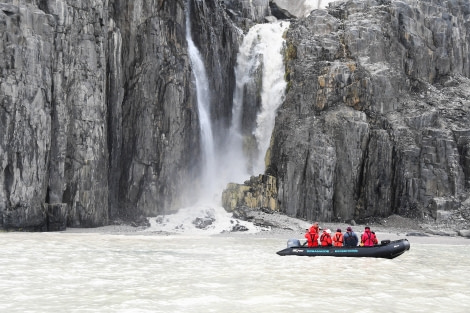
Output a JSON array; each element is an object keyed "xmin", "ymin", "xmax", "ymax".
[
  {"xmin": 304, "ymin": 228, "xmax": 319, "ymax": 247},
  {"xmin": 308, "ymin": 222, "xmax": 320, "ymax": 235}
]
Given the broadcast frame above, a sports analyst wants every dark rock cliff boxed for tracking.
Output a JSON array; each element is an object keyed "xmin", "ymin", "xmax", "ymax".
[
  {"xmin": 1, "ymin": 0, "xmax": 110, "ymax": 229},
  {"xmin": 109, "ymin": 0, "xmax": 196, "ymax": 220},
  {"xmin": 269, "ymin": 0, "xmax": 470, "ymax": 223},
  {"xmin": 1, "ymin": 0, "xmax": 469, "ymax": 230},
  {"xmin": 0, "ymin": 0, "xmax": 244, "ymax": 230}
]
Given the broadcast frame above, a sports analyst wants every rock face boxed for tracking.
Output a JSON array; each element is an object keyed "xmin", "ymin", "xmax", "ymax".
[
  {"xmin": 1, "ymin": 0, "xmax": 470, "ymax": 231},
  {"xmin": 269, "ymin": 0, "xmax": 470, "ymax": 223},
  {"xmin": 1, "ymin": 3, "xmax": 54, "ymax": 230},
  {"xmin": 1, "ymin": 0, "xmax": 109, "ymax": 229},
  {"xmin": 224, "ymin": 0, "xmax": 270, "ymax": 24},
  {"xmin": 270, "ymin": 0, "xmax": 336, "ymax": 18},
  {"xmin": 0, "ymin": 0, "xmax": 245, "ymax": 230},
  {"xmin": 109, "ymin": 0, "xmax": 196, "ymax": 219}
]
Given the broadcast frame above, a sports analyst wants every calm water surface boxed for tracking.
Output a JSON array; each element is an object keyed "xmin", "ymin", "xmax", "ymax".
[{"xmin": 1, "ymin": 232, "xmax": 469, "ymax": 313}]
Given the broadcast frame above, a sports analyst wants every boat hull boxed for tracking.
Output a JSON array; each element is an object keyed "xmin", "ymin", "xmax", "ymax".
[{"xmin": 276, "ymin": 239, "xmax": 410, "ymax": 259}]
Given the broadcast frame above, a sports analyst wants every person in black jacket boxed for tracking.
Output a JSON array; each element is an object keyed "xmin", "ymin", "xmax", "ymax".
[{"xmin": 343, "ymin": 226, "xmax": 359, "ymax": 247}]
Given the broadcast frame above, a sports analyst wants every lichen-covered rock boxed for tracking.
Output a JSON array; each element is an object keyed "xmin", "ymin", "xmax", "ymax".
[{"xmin": 222, "ymin": 175, "xmax": 279, "ymax": 212}]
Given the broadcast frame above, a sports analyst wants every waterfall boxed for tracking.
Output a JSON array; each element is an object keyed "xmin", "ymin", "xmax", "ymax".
[
  {"xmin": 153, "ymin": 7, "xmax": 289, "ymax": 233},
  {"xmin": 228, "ymin": 21, "xmax": 290, "ymax": 176},
  {"xmin": 253, "ymin": 22, "xmax": 289, "ymax": 173},
  {"xmin": 185, "ymin": 0, "xmax": 289, "ymax": 203},
  {"xmin": 185, "ymin": 0, "xmax": 217, "ymax": 203}
]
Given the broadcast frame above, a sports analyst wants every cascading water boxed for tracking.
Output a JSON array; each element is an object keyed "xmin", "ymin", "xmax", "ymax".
[
  {"xmin": 228, "ymin": 21, "xmax": 290, "ymax": 176},
  {"xmin": 185, "ymin": 0, "xmax": 217, "ymax": 203},
  {"xmin": 153, "ymin": 2, "xmax": 289, "ymax": 233},
  {"xmin": 251, "ymin": 22, "xmax": 290, "ymax": 174}
]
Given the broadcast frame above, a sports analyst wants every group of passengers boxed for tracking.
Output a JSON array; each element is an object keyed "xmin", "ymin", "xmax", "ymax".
[{"xmin": 304, "ymin": 222, "xmax": 378, "ymax": 247}]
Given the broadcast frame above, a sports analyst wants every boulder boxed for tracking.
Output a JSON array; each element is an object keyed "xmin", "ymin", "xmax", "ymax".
[
  {"xmin": 458, "ymin": 229, "xmax": 470, "ymax": 238},
  {"xmin": 222, "ymin": 175, "xmax": 279, "ymax": 212}
]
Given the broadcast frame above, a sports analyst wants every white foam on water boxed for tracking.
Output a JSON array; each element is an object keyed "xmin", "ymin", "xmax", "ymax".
[{"xmin": 146, "ymin": 205, "xmax": 264, "ymax": 235}]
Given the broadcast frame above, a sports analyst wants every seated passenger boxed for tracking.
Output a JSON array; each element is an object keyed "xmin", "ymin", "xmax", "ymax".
[
  {"xmin": 343, "ymin": 226, "xmax": 359, "ymax": 247},
  {"xmin": 361, "ymin": 226, "xmax": 378, "ymax": 246},
  {"xmin": 332, "ymin": 228, "xmax": 344, "ymax": 247},
  {"xmin": 371, "ymin": 231, "xmax": 379, "ymax": 244},
  {"xmin": 320, "ymin": 229, "xmax": 333, "ymax": 247}
]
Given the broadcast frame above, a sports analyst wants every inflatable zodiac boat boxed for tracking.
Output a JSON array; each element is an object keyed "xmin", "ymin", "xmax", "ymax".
[{"xmin": 277, "ymin": 239, "xmax": 410, "ymax": 259}]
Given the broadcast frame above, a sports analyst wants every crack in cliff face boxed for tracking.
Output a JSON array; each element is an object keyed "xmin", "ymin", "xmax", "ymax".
[
  {"xmin": 3, "ymin": 164, "xmax": 13, "ymax": 209},
  {"xmin": 300, "ymin": 146, "xmax": 310, "ymax": 219}
]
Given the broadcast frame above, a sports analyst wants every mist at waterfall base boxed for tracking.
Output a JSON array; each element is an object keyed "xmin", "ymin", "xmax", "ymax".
[{"xmin": 153, "ymin": 5, "xmax": 289, "ymax": 234}]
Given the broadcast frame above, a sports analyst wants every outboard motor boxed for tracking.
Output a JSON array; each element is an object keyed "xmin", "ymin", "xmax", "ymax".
[{"xmin": 287, "ymin": 238, "xmax": 301, "ymax": 247}]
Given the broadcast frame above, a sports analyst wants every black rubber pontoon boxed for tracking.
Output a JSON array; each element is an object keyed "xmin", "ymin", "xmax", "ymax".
[{"xmin": 276, "ymin": 239, "xmax": 410, "ymax": 259}]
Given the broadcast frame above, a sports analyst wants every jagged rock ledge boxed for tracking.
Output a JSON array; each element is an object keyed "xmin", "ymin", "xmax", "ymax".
[{"xmin": 221, "ymin": 175, "xmax": 279, "ymax": 212}]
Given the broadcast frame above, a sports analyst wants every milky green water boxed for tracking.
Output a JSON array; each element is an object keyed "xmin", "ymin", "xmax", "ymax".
[{"xmin": 1, "ymin": 232, "xmax": 469, "ymax": 313}]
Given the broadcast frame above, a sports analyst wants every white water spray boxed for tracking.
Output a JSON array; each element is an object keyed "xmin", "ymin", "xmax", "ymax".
[
  {"xmin": 253, "ymin": 22, "xmax": 289, "ymax": 173},
  {"xmin": 153, "ymin": 4, "xmax": 289, "ymax": 233},
  {"xmin": 185, "ymin": 1, "xmax": 217, "ymax": 203},
  {"xmin": 229, "ymin": 21, "xmax": 290, "ymax": 175}
]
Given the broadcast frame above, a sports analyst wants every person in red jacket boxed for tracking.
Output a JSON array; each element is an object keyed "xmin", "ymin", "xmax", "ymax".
[
  {"xmin": 320, "ymin": 229, "xmax": 333, "ymax": 246},
  {"xmin": 361, "ymin": 226, "xmax": 378, "ymax": 246},
  {"xmin": 332, "ymin": 228, "xmax": 344, "ymax": 247},
  {"xmin": 309, "ymin": 222, "xmax": 320, "ymax": 235},
  {"xmin": 304, "ymin": 228, "xmax": 319, "ymax": 247}
]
